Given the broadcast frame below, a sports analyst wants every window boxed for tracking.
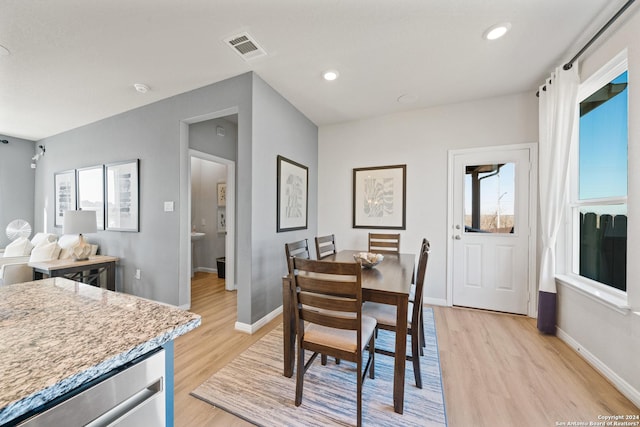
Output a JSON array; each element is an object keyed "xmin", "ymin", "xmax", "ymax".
[
  {"xmin": 464, "ymin": 163, "xmax": 515, "ymax": 233},
  {"xmin": 571, "ymin": 53, "xmax": 628, "ymax": 293}
]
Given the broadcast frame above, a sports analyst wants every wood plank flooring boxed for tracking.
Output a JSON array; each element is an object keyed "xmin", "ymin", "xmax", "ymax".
[{"xmin": 174, "ymin": 272, "xmax": 638, "ymax": 427}]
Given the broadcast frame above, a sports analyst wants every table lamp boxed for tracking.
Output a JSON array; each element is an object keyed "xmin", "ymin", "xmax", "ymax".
[{"xmin": 63, "ymin": 210, "xmax": 97, "ymax": 261}]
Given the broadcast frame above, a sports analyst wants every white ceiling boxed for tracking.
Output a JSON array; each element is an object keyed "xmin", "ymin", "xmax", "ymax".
[{"xmin": 0, "ymin": 0, "xmax": 633, "ymax": 141}]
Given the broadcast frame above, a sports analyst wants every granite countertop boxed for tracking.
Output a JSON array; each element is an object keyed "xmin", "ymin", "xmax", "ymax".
[{"xmin": 0, "ymin": 278, "xmax": 201, "ymax": 424}]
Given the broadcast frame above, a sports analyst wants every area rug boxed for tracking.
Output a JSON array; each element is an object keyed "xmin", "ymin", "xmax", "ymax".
[{"xmin": 191, "ymin": 308, "xmax": 447, "ymax": 426}]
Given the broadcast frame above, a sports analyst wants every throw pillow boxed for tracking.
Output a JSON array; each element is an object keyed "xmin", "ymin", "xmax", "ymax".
[
  {"xmin": 31, "ymin": 232, "xmax": 58, "ymax": 247},
  {"xmin": 29, "ymin": 241, "xmax": 62, "ymax": 262},
  {"xmin": 3, "ymin": 237, "xmax": 34, "ymax": 257}
]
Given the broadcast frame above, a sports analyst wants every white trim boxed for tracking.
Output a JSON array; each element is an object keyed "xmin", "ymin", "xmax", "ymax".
[
  {"xmin": 556, "ymin": 275, "xmax": 630, "ymax": 315},
  {"xmin": 424, "ymin": 297, "xmax": 447, "ymax": 307},
  {"xmin": 195, "ymin": 267, "xmax": 217, "ymax": 274},
  {"xmin": 577, "ymin": 48, "xmax": 628, "ymax": 101},
  {"xmin": 557, "ymin": 326, "xmax": 640, "ymax": 408},
  {"xmin": 446, "ymin": 143, "xmax": 538, "ymax": 317},
  {"xmin": 565, "ymin": 50, "xmax": 629, "ymax": 294},
  {"xmin": 235, "ymin": 305, "xmax": 283, "ymax": 334}
]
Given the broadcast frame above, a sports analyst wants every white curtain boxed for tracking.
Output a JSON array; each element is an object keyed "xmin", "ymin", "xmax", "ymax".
[{"xmin": 537, "ymin": 65, "xmax": 579, "ymax": 334}]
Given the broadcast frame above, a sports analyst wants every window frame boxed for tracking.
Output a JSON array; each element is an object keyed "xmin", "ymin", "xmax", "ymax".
[{"xmin": 561, "ymin": 49, "xmax": 629, "ymax": 309}]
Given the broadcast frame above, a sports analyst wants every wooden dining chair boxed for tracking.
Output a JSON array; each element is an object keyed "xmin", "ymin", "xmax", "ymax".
[
  {"xmin": 368, "ymin": 233, "xmax": 401, "ymax": 254},
  {"xmin": 289, "ymin": 257, "xmax": 376, "ymax": 427},
  {"xmin": 410, "ymin": 238, "xmax": 430, "ymax": 351},
  {"xmin": 362, "ymin": 240, "xmax": 430, "ymax": 389},
  {"xmin": 315, "ymin": 234, "xmax": 337, "ymax": 259},
  {"xmin": 285, "ymin": 238, "xmax": 338, "ymax": 365}
]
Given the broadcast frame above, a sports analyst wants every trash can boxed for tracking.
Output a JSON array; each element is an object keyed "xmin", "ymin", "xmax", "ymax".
[{"xmin": 216, "ymin": 257, "xmax": 226, "ymax": 279}]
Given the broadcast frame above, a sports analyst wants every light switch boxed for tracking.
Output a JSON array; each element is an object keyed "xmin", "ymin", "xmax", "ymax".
[{"xmin": 164, "ymin": 201, "xmax": 174, "ymax": 212}]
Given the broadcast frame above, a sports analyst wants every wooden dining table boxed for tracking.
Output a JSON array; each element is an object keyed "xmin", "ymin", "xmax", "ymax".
[{"xmin": 282, "ymin": 249, "xmax": 416, "ymax": 415}]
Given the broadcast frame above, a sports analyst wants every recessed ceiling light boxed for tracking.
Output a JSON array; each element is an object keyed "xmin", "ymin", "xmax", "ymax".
[
  {"xmin": 0, "ymin": 44, "xmax": 10, "ymax": 56},
  {"xmin": 323, "ymin": 70, "xmax": 339, "ymax": 81},
  {"xmin": 133, "ymin": 83, "xmax": 150, "ymax": 93},
  {"xmin": 483, "ymin": 23, "xmax": 511, "ymax": 41}
]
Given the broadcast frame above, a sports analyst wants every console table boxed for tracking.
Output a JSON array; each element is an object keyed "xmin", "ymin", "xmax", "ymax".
[{"xmin": 29, "ymin": 255, "xmax": 119, "ymax": 291}]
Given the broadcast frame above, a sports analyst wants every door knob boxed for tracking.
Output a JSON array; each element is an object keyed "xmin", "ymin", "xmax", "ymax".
[{"xmin": 454, "ymin": 235, "xmax": 461, "ymax": 240}]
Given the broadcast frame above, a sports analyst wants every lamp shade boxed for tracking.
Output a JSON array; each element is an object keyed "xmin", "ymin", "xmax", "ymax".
[{"xmin": 63, "ymin": 210, "xmax": 97, "ymax": 234}]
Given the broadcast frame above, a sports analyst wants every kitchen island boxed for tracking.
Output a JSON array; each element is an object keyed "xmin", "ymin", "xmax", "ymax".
[{"xmin": 0, "ymin": 278, "xmax": 201, "ymax": 426}]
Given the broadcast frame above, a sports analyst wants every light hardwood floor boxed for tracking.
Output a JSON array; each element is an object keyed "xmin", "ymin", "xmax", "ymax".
[{"xmin": 174, "ymin": 273, "xmax": 639, "ymax": 427}]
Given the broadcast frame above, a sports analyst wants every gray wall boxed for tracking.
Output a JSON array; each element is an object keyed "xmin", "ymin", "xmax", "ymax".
[
  {"xmin": 0, "ymin": 135, "xmax": 35, "ymax": 248},
  {"xmin": 31, "ymin": 72, "xmax": 318, "ymax": 327},
  {"xmin": 249, "ymin": 74, "xmax": 318, "ymax": 323},
  {"xmin": 190, "ymin": 117, "xmax": 238, "ymax": 161}
]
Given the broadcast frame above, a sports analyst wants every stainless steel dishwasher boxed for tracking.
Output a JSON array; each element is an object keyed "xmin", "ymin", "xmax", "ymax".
[{"xmin": 19, "ymin": 349, "xmax": 166, "ymax": 426}]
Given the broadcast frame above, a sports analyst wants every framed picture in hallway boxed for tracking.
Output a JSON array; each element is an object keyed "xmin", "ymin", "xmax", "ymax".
[
  {"xmin": 54, "ymin": 170, "xmax": 76, "ymax": 228},
  {"xmin": 353, "ymin": 164, "xmax": 406, "ymax": 229},
  {"xmin": 277, "ymin": 155, "xmax": 308, "ymax": 232}
]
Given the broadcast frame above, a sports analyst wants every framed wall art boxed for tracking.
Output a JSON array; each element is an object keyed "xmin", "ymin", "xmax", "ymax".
[
  {"xmin": 353, "ymin": 164, "xmax": 406, "ymax": 229},
  {"xmin": 54, "ymin": 170, "xmax": 77, "ymax": 228},
  {"xmin": 217, "ymin": 208, "xmax": 226, "ymax": 233},
  {"xmin": 277, "ymin": 155, "xmax": 308, "ymax": 232},
  {"xmin": 105, "ymin": 159, "xmax": 140, "ymax": 232},
  {"xmin": 76, "ymin": 165, "xmax": 105, "ymax": 230},
  {"xmin": 217, "ymin": 182, "xmax": 226, "ymax": 207}
]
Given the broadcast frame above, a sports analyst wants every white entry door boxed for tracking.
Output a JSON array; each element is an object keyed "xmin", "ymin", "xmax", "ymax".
[{"xmin": 449, "ymin": 146, "xmax": 534, "ymax": 315}]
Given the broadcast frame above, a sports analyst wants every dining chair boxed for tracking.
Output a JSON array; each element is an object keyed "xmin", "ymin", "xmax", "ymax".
[
  {"xmin": 368, "ymin": 233, "xmax": 401, "ymax": 254},
  {"xmin": 289, "ymin": 257, "xmax": 376, "ymax": 427},
  {"xmin": 315, "ymin": 234, "xmax": 337, "ymax": 259},
  {"xmin": 362, "ymin": 240, "xmax": 430, "ymax": 389},
  {"xmin": 285, "ymin": 238, "xmax": 338, "ymax": 365}
]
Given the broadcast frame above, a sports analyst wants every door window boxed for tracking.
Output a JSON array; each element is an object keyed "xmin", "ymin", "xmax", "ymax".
[{"xmin": 464, "ymin": 163, "xmax": 515, "ymax": 234}]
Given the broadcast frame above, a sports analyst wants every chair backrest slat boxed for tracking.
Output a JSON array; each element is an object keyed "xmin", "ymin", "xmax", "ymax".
[
  {"xmin": 298, "ymin": 292, "xmax": 360, "ymax": 313},
  {"xmin": 368, "ymin": 233, "xmax": 401, "ymax": 254}
]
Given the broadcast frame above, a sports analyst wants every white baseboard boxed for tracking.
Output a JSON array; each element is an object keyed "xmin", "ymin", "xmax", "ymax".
[
  {"xmin": 557, "ymin": 327, "xmax": 640, "ymax": 408},
  {"xmin": 424, "ymin": 297, "xmax": 448, "ymax": 306},
  {"xmin": 195, "ymin": 267, "xmax": 217, "ymax": 274},
  {"xmin": 235, "ymin": 305, "xmax": 283, "ymax": 334}
]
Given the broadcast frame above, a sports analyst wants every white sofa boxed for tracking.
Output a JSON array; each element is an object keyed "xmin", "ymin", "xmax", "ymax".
[
  {"xmin": 0, "ymin": 256, "xmax": 32, "ymax": 286},
  {"xmin": 0, "ymin": 233, "xmax": 97, "ymax": 286}
]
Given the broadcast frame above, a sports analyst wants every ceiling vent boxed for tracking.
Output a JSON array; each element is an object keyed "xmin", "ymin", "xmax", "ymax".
[{"xmin": 224, "ymin": 32, "xmax": 267, "ymax": 61}]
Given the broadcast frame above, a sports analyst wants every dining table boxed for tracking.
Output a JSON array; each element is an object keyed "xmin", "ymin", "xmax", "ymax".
[{"xmin": 282, "ymin": 249, "xmax": 416, "ymax": 415}]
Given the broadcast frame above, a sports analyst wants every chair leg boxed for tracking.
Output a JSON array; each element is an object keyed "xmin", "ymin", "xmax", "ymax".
[
  {"xmin": 369, "ymin": 334, "xmax": 375, "ymax": 379},
  {"xmin": 321, "ymin": 354, "xmax": 327, "ymax": 365},
  {"xmin": 419, "ymin": 309, "xmax": 426, "ymax": 355},
  {"xmin": 357, "ymin": 360, "xmax": 363, "ymax": 427},
  {"xmin": 295, "ymin": 347, "xmax": 304, "ymax": 406},
  {"xmin": 411, "ymin": 330, "xmax": 422, "ymax": 389},
  {"xmin": 335, "ymin": 357, "xmax": 341, "ymax": 364}
]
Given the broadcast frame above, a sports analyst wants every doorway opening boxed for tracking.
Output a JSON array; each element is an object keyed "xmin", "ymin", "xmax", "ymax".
[
  {"xmin": 180, "ymin": 109, "xmax": 237, "ymax": 310},
  {"xmin": 190, "ymin": 155, "xmax": 231, "ymax": 285}
]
